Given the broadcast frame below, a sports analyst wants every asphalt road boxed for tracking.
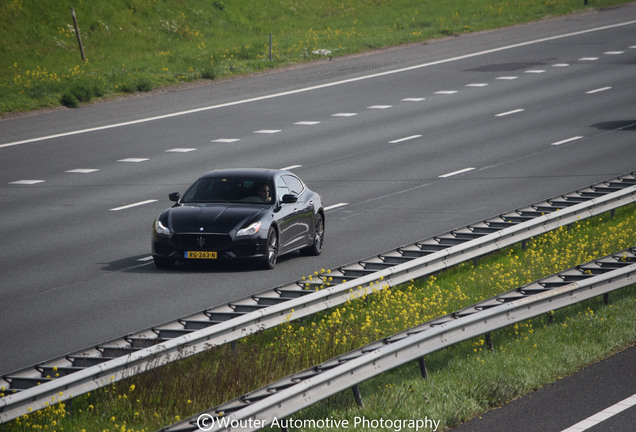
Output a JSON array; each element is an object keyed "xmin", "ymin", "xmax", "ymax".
[
  {"xmin": 450, "ymin": 345, "xmax": 635, "ymax": 432},
  {"xmin": 1, "ymin": 4, "xmax": 635, "ymax": 376}
]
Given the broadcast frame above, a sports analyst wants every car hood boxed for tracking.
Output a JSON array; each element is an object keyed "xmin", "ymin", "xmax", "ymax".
[{"xmin": 167, "ymin": 203, "xmax": 267, "ymax": 233}]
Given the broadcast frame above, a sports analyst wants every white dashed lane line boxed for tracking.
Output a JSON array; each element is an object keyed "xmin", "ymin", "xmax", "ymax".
[
  {"xmin": 294, "ymin": 121, "xmax": 321, "ymax": 126},
  {"xmin": 434, "ymin": 90, "xmax": 458, "ymax": 95},
  {"xmin": 9, "ymin": 179, "xmax": 45, "ymax": 185},
  {"xmin": 324, "ymin": 203, "xmax": 349, "ymax": 211},
  {"xmin": 211, "ymin": 138, "xmax": 240, "ymax": 143},
  {"xmin": 253, "ymin": 129, "xmax": 281, "ymax": 134},
  {"xmin": 495, "ymin": 108, "xmax": 525, "ymax": 117},
  {"xmin": 280, "ymin": 165, "xmax": 302, "ymax": 171},
  {"xmin": 331, "ymin": 113, "xmax": 357, "ymax": 117},
  {"xmin": 109, "ymin": 199, "xmax": 158, "ymax": 212},
  {"xmin": 586, "ymin": 87, "xmax": 612, "ymax": 94},
  {"xmin": 551, "ymin": 136, "xmax": 584, "ymax": 146},
  {"xmin": 65, "ymin": 169, "xmax": 99, "ymax": 173},
  {"xmin": 389, "ymin": 135, "xmax": 422, "ymax": 144},
  {"xmin": 166, "ymin": 148, "xmax": 196, "ymax": 153},
  {"xmin": 118, "ymin": 158, "xmax": 149, "ymax": 163},
  {"xmin": 439, "ymin": 167, "xmax": 476, "ymax": 178}
]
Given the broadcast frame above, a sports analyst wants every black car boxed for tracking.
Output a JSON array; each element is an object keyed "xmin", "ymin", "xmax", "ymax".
[{"xmin": 152, "ymin": 168, "xmax": 325, "ymax": 269}]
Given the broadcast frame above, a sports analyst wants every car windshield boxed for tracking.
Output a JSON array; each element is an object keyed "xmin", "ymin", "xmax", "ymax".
[{"xmin": 181, "ymin": 177, "xmax": 274, "ymax": 204}]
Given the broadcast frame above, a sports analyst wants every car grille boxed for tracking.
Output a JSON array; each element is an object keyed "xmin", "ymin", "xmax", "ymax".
[{"xmin": 172, "ymin": 233, "xmax": 232, "ymax": 251}]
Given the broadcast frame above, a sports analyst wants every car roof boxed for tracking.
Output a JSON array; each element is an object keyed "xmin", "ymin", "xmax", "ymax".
[{"xmin": 198, "ymin": 168, "xmax": 289, "ymax": 180}]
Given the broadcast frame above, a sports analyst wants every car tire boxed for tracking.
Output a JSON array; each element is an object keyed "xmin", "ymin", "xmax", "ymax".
[
  {"xmin": 153, "ymin": 255, "xmax": 174, "ymax": 269},
  {"xmin": 262, "ymin": 227, "xmax": 278, "ymax": 269},
  {"xmin": 301, "ymin": 213, "xmax": 324, "ymax": 256}
]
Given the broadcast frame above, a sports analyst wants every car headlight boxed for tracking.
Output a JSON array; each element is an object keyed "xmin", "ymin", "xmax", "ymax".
[
  {"xmin": 236, "ymin": 221, "xmax": 262, "ymax": 237},
  {"xmin": 154, "ymin": 218, "xmax": 170, "ymax": 237}
]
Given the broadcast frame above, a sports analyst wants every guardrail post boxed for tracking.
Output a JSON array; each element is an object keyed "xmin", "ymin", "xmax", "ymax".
[
  {"xmin": 603, "ymin": 293, "xmax": 610, "ymax": 305},
  {"xmin": 352, "ymin": 384, "xmax": 364, "ymax": 407},
  {"xmin": 485, "ymin": 333, "xmax": 494, "ymax": 353},
  {"xmin": 418, "ymin": 357, "xmax": 429, "ymax": 379}
]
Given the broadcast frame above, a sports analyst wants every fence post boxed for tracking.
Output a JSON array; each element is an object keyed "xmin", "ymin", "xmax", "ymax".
[
  {"xmin": 352, "ymin": 384, "xmax": 364, "ymax": 407},
  {"xmin": 71, "ymin": 8, "xmax": 86, "ymax": 62},
  {"xmin": 418, "ymin": 357, "xmax": 429, "ymax": 379}
]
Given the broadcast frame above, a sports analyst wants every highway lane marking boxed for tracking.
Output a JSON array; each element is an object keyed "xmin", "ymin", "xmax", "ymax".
[
  {"xmin": 551, "ymin": 136, "xmax": 584, "ymax": 146},
  {"xmin": 525, "ymin": 69, "xmax": 546, "ymax": 74},
  {"xmin": 604, "ymin": 50, "xmax": 624, "ymax": 55},
  {"xmin": 560, "ymin": 393, "xmax": 636, "ymax": 432},
  {"xmin": 552, "ymin": 63, "xmax": 570, "ymax": 67},
  {"xmin": 367, "ymin": 105, "xmax": 392, "ymax": 109},
  {"xmin": 294, "ymin": 121, "xmax": 321, "ymax": 125},
  {"xmin": 138, "ymin": 256, "xmax": 154, "ymax": 262},
  {"xmin": 401, "ymin": 98, "xmax": 426, "ymax": 102},
  {"xmin": 64, "ymin": 169, "xmax": 98, "ymax": 174},
  {"xmin": 9, "ymin": 179, "xmax": 45, "ymax": 185},
  {"xmin": 495, "ymin": 108, "xmax": 525, "ymax": 117},
  {"xmin": 466, "ymin": 83, "xmax": 488, "ymax": 87},
  {"xmin": 324, "ymin": 203, "xmax": 348, "ymax": 211},
  {"xmin": 118, "ymin": 158, "xmax": 149, "ymax": 163},
  {"xmin": 496, "ymin": 76, "xmax": 518, "ymax": 80},
  {"xmin": 434, "ymin": 90, "xmax": 458, "ymax": 95},
  {"xmin": 579, "ymin": 57, "xmax": 599, "ymax": 61},
  {"xmin": 211, "ymin": 138, "xmax": 240, "ymax": 143},
  {"xmin": 586, "ymin": 87, "xmax": 612, "ymax": 94},
  {"xmin": 166, "ymin": 148, "xmax": 196, "ymax": 152},
  {"xmin": 331, "ymin": 113, "xmax": 357, "ymax": 117},
  {"xmin": 253, "ymin": 129, "xmax": 281, "ymax": 134},
  {"xmin": 389, "ymin": 135, "xmax": 422, "ymax": 144},
  {"xmin": 109, "ymin": 199, "xmax": 158, "ymax": 211},
  {"xmin": 3, "ymin": 19, "xmax": 636, "ymax": 149},
  {"xmin": 280, "ymin": 165, "xmax": 302, "ymax": 171},
  {"xmin": 439, "ymin": 167, "xmax": 476, "ymax": 178}
]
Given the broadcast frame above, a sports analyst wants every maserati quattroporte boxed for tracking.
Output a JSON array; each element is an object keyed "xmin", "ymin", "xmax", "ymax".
[{"xmin": 151, "ymin": 168, "xmax": 325, "ymax": 269}]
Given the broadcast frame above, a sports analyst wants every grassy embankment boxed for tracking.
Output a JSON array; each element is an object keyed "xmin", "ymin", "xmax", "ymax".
[
  {"xmin": 2, "ymin": 204, "xmax": 634, "ymax": 431},
  {"xmin": 1, "ymin": 0, "xmax": 632, "ymax": 113}
]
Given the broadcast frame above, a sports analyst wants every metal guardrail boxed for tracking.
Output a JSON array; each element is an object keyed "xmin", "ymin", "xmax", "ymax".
[
  {"xmin": 160, "ymin": 247, "xmax": 636, "ymax": 432},
  {"xmin": 1, "ymin": 172, "xmax": 635, "ymax": 423}
]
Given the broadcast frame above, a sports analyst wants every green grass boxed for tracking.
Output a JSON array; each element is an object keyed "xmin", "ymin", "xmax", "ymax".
[
  {"xmin": 0, "ymin": 0, "xmax": 633, "ymax": 113},
  {"xmin": 2, "ymin": 204, "xmax": 634, "ymax": 432}
]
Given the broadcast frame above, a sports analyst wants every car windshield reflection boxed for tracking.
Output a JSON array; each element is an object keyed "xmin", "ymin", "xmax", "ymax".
[{"xmin": 181, "ymin": 177, "xmax": 274, "ymax": 204}]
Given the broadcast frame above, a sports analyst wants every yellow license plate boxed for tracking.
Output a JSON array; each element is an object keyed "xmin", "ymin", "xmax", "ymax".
[{"xmin": 185, "ymin": 251, "xmax": 217, "ymax": 259}]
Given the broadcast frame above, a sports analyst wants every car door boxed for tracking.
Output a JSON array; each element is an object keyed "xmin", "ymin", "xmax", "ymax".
[
  {"xmin": 280, "ymin": 174, "xmax": 313, "ymax": 247},
  {"xmin": 274, "ymin": 176, "xmax": 298, "ymax": 253}
]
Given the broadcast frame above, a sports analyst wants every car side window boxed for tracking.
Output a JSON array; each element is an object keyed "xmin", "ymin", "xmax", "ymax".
[
  {"xmin": 282, "ymin": 175, "xmax": 305, "ymax": 195},
  {"xmin": 276, "ymin": 177, "xmax": 290, "ymax": 200}
]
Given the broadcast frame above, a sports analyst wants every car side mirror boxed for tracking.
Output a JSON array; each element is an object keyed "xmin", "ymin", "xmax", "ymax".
[
  {"xmin": 281, "ymin": 194, "xmax": 298, "ymax": 204},
  {"xmin": 169, "ymin": 192, "xmax": 180, "ymax": 202}
]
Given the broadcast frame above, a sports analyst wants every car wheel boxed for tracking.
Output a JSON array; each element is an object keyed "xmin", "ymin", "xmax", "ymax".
[
  {"xmin": 262, "ymin": 227, "xmax": 278, "ymax": 269},
  {"xmin": 153, "ymin": 255, "xmax": 174, "ymax": 269},
  {"xmin": 301, "ymin": 213, "xmax": 324, "ymax": 256}
]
